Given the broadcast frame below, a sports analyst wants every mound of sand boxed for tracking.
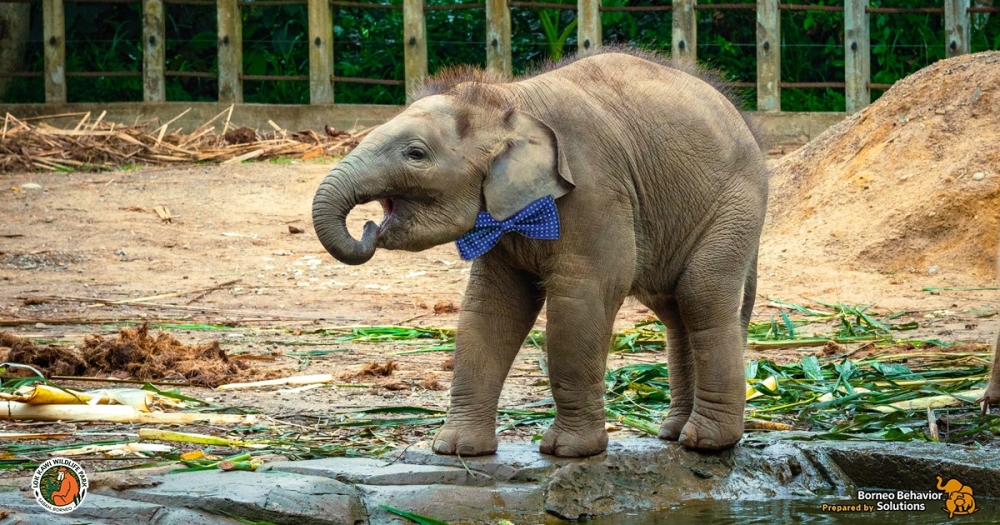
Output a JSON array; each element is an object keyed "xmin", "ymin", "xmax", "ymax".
[{"xmin": 765, "ymin": 51, "xmax": 999, "ymax": 281}]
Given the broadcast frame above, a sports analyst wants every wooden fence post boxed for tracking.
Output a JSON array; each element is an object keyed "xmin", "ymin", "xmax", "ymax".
[
  {"xmin": 756, "ymin": 0, "xmax": 780, "ymax": 111},
  {"xmin": 403, "ymin": 0, "xmax": 427, "ymax": 102},
  {"xmin": 486, "ymin": 0, "xmax": 512, "ymax": 76},
  {"xmin": 578, "ymin": 0, "xmax": 601, "ymax": 55},
  {"xmin": 844, "ymin": 0, "xmax": 870, "ymax": 113},
  {"xmin": 217, "ymin": 0, "xmax": 242, "ymax": 104},
  {"xmin": 945, "ymin": 0, "xmax": 971, "ymax": 57},
  {"xmin": 42, "ymin": 0, "xmax": 66, "ymax": 103},
  {"xmin": 308, "ymin": 0, "xmax": 335, "ymax": 103},
  {"xmin": 671, "ymin": 0, "xmax": 696, "ymax": 62},
  {"xmin": 143, "ymin": 0, "xmax": 166, "ymax": 102}
]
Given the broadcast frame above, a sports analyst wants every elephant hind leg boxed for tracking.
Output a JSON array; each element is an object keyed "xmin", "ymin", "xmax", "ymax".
[
  {"xmin": 643, "ymin": 296, "xmax": 695, "ymax": 441},
  {"xmin": 671, "ymin": 246, "xmax": 749, "ymax": 450}
]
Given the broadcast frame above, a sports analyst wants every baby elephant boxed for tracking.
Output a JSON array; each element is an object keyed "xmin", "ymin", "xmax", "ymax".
[{"xmin": 312, "ymin": 49, "xmax": 767, "ymax": 457}]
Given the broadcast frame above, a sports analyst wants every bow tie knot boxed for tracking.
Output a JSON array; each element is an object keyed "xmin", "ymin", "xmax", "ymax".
[{"xmin": 455, "ymin": 197, "xmax": 561, "ymax": 260}]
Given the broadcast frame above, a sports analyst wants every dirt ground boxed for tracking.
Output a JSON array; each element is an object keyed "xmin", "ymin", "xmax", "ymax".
[
  {"xmin": 0, "ymin": 52, "xmax": 998, "ymax": 454},
  {"xmin": 0, "ymin": 157, "xmax": 995, "ymax": 424}
]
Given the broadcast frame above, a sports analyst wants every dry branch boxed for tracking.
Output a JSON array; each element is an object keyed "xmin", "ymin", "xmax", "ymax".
[{"xmin": 0, "ymin": 109, "xmax": 371, "ymax": 172}]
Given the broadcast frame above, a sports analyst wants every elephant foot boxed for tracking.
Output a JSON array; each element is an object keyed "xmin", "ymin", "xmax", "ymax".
[
  {"xmin": 539, "ymin": 421, "xmax": 608, "ymax": 457},
  {"xmin": 431, "ymin": 422, "xmax": 498, "ymax": 456},
  {"xmin": 677, "ymin": 409, "xmax": 743, "ymax": 450},
  {"xmin": 976, "ymin": 386, "xmax": 1000, "ymax": 413},
  {"xmin": 657, "ymin": 411, "xmax": 690, "ymax": 441}
]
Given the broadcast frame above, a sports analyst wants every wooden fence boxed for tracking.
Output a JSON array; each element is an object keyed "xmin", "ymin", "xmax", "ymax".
[{"xmin": 4, "ymin": 0, "xmax": 999, "ymax": 113}]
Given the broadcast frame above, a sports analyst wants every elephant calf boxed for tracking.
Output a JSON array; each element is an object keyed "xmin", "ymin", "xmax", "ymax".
[{"xmin": 312, "ymin": 49, "xmax": 768, "ymax": 457}]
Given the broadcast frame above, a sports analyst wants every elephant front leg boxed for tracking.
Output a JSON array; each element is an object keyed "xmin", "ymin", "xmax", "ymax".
[
  {"xmin": 539, "ymin": 278, "xmax": 626, "ymax": 457},
  {"xmin": 432, "ymin": 257, "xmax": 543, "ymax": 456}
]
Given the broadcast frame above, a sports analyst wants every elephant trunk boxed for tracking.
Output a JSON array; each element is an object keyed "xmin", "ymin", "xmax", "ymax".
[
  {"xmin": 312, "ymin": 167, "xmax": 380, "ymax": 265},
  {"xmin": 937, "ymin": 476, "xmax": 947, "ymax": 491}
]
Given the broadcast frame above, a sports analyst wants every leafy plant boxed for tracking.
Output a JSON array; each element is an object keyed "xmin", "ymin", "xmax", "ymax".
[{"xmin": 537, "ymin": 0, "xmax": 578, "ymax": 61}]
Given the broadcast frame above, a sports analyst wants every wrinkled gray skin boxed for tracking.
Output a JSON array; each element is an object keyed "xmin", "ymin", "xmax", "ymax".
[{"xmin": 312, "ymin": 51, "xmax": 768, "ymax": 457}]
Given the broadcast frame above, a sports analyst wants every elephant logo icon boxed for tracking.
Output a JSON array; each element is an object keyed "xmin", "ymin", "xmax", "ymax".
[{"xmin": 936, "ymin": 476, "xmax": 977, "ymax": 518}]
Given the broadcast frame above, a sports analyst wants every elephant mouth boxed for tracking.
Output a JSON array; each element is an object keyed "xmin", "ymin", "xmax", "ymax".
[{"xmin": 377, "ymin": 197, "xmax": 400, "ymax": 234}]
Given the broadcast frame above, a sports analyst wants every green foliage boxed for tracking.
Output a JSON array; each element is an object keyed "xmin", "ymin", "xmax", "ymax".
[
  {"xmin": 427, "ymin": 1, "xmax": 486, "ymax": 73},
  {"xmin": 511, "ymin": 2, "xmax": 578, "ymax": 73},
  {"xmin": 379, "ymin": 505, "xmax": 451, "ymax": 525},
  {"xmin": 64, "ymin": 4, "xmax": 144, "ymax": 102},
  {"xmin": 2, "ymin": 0, "xmax": 999, "ymax": 109},
  {"xmin": 242, "ymin": 5, "xmax": 310, "ymax": 104},
  {"xmin": 165, "ymin": 5, "xmax": 218, "ymax": 101},
  {"xmin": 537, "ymin": 1, "xmax": 578, "ymax": 61},
  {"xmin": 333, "ymin": 3, "xmax": 405, "ymax": 104}
]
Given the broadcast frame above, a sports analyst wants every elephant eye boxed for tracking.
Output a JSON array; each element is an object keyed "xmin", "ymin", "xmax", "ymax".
[{"xmin": 403, "ymin": 147, "xmax": 426, "ymax": 161}]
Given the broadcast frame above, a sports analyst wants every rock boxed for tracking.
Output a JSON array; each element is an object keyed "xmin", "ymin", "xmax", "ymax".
[
  {"xmin": 817, "ymin": 440, "xmax": 1000, "ymax": 497},
  {"xmin": 359, "ymin": 484, "xmax": 546, "ymax": 525},
  {"xmin": 19, "ymin": 183, "xmax": 42, "ymax": 190},
  {"xmin": 543, "ymin": 439, "xmax": 718, "ymax": 519},
  {"xmin": 267, "ymin": 457, "xmax": 493, "ymax": 487},
  {"xmin": 3, "ymin": 435, "xmax": 997, "ymax": 523},
  {"xmin": 393, "ymin": 440, "xmax": 566, "ymax": 482},
  {"xmin": 972, "ymin": 172, "xmax": 986, "ymax": 181},
  {"xmin": 0, "ymin": 492, "xmax": 225, "ymax": 524},
  {"xmin": 88, "ymin": 471, "xmax": 163, "ymax": 492},
  {"xmin": 95, "ymin": 469, "xmax": 365, "ymax": 525},
  {"xmin": 544, "ymin": 438, "xmax": 855, "ymax": 520}
]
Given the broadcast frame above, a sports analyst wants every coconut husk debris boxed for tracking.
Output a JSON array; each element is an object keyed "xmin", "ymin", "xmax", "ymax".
[
  {"xmin": 0, "ymin": 108, "xmax": 372, "ymax": 172},
  {"xmin": 1, "ymin": 323, "xmax": 284, "ymax": 387}
]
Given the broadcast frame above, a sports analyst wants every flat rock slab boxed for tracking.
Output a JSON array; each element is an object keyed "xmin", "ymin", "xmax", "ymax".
[
  {"xmin": 814, "ymin": 440, "xmax": 1000, "ymax": 497},
  {"xmin": 359, "ymin": 483, "xmax": 549, "ymax": 525},
  {"xmin": 267, "ymin": 457, "xmax": 492, "ymax": 486},
  {"xmin": 93, "ymin": 469, "xmax": 365, "ymax": 525},
  {"xmin": 392, "ymin": 441, "xmax": 571, "ymax": 482},
  {"xmin": 3, "ymin": 435, "xmax": 999, "ymax": 524},
  {"xmin": 0, "ymin": 491, "xmax": 226, "ymax": 524}
]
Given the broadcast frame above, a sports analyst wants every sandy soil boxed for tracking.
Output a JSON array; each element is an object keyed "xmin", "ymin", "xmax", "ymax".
[{"xmin": 0, "ymin": 153, "xmax": 995, "ymax": 427}]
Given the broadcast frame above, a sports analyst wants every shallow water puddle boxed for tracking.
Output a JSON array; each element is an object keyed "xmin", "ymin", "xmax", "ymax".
[{"xmin": 581, "ymin": 498, "xmax": 1000, "ymax": 524}]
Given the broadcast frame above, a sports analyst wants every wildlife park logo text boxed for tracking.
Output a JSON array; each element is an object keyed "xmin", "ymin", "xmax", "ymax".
[
  {"xmin": 820, "ymin": 476, "xmax": 978, "ymax": 518},
  {"xmin": 32, "ymin": 458, "xmax": 88, "ymax": 514}
]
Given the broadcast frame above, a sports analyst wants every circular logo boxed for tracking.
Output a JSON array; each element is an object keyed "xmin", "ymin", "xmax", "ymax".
[{"xmin": 31, "ymin": 458, "xmax": 88, "ymax": 513}]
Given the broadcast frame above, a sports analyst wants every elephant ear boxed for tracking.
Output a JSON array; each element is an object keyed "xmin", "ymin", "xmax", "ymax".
[{"xmin": 484, "ymin": 111, "xmax": 574, "ymax": 221}]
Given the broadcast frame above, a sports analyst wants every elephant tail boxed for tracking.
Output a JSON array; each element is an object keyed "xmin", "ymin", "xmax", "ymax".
[{"xmin": 739, "ymin": 251, "xmax": 759, "ymax": 342}]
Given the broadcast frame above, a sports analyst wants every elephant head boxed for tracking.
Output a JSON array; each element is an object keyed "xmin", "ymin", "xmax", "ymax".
[
  {"xmin": 312, "ymin": 88, "xmax": 574, "ymax": 265},
  {"xmin": 937, "ymin": 476, "xmax": 966, "ymax": 494}
]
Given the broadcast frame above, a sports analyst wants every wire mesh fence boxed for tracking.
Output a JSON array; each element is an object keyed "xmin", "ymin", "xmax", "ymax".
[{"xmin": 0, "ymin": 0, "xmax": 997, "ymax": 111}]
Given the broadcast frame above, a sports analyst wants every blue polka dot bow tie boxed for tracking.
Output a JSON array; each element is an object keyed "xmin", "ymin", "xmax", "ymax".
[{"xmin": 455, "ymin": 196, "xmax": 561, "ymax": 260}]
